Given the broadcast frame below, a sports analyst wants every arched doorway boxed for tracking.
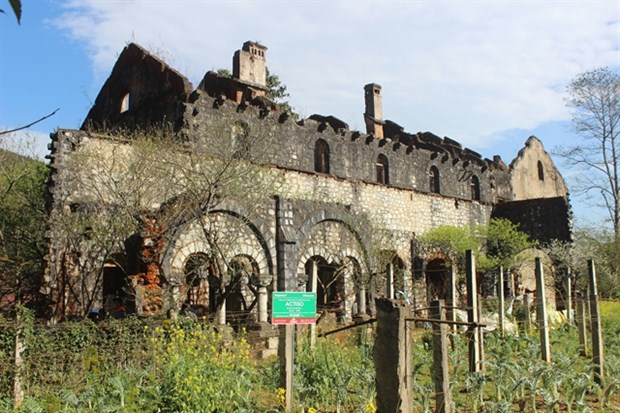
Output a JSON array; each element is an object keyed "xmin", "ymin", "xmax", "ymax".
[
  {"xmin": 102, "ymin": 254, "xmax": 128, "ymax": 316},
  {"xmin": 426, "ymin": 258, "xmax": 451, "ymax": 302},
  {"xmin": 305, "ymin": 256, "xmax": 343, "ymax": 312},
  {"xmin": 182, "ymin": 253, "xmax": 220, "ymax": 314},
  {"xmin": 227, "ymin": 254, "xmax": 260, "ymax": 319}
]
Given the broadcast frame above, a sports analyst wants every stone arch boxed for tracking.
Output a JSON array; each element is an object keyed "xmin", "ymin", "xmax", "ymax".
[
  {"xmin": 164, "ymin": 209, "xmax": 275, "ymax": 313},
  {"xmin": 165, "ymin": 208, "xmax": 274, "ymax": 281},
  {"xmin": 296, "ymin": 211, "xmax": 370, "ymax": 322},
  {"xmin": 296, "ymin": 208, "xmax": 371, "ymax": 255}
]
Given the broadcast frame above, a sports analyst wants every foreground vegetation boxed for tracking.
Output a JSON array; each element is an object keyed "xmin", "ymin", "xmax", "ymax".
[{"xmin": 0, "ymin": 302, "xmax": 619, "ymax": 412}]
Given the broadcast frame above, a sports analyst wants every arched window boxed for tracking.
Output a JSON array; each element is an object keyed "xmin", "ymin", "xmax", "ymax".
[
  {"xmin": 120, "ymin": 92, "xmax": 130, "ymax": 113},
  {"xmin": 314, "ymin": 139, "xmax": 330, "ymax": 173},
  {"xmin": 537, "ymin": 160, "xmax": 545, "ymax": 181},
  {"xmin": 429, "ymin": 166, "xmax": 440, "ymax": 194},
  {"xmin": 470, "ymin": 175, "xmax": 480, "ymax": 201},
  {"xmin": 376, "ymin": 154, "xmax": 389, "ymax": 184}
]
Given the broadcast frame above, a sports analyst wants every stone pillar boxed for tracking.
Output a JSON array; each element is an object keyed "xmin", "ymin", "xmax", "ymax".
[
  {"xmin": 257, "ymin": 278, "xmax": 269, "ymax": 323},
  {"xmin": 374, "ymin": 298, "xmax": 412, "ymax": 413},
  {"xmin": 309, "ymin": 260, "xmax": 318, "ymax": 348},
  {"xmin": 535, "ymin": 258, "xmax": 551, "ymax": 363},
  {"xmin": 358, "ymin": 286, "xmax": 367, "ymax": 314},
  {"xmin": 217, "ymin": 298, "xmax": 227, "ymax": 325},
  {"xmin": 275, "ymin": 196, "xmax": 297, "ymax": 411},
  {"xmin": 386, "ymin": 263, "xmax": 394, "ymax": 299}
]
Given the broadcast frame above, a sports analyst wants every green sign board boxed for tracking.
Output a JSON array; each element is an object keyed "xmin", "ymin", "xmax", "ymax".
[{"xmin": 271, "ymin": 292, "xmax": 317, "ymax": 325}]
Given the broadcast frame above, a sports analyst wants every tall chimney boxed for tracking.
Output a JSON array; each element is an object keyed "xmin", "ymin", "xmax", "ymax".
[
  {"xmin": 233, "ymin": 41, "xmax": 268, "ymax": 87},
  {"xmin": 364, "ymin": 83, "xmax": 384, "ymax": 138}
]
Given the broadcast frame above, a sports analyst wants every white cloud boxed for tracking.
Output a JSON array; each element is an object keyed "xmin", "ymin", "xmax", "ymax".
[{"xmin": 54, "ymin": 0, "xmax": 619, "ymax": 149}]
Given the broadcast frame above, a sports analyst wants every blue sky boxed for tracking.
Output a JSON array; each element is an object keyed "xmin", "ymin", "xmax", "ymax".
[{"xmin": 1, "ymin": 0, "xmax": 619, "ymax": 229}]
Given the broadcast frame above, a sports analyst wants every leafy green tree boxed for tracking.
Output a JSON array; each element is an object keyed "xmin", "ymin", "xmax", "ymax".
[
  {"xmin": 418, "ymin": 218, "xmax": 534, "ymax": 274},
  {"xmin": 419, "ymin": 225, "xmax": 481, "ymax": 267},
  {"xmin": 266, "ymin": 68, "xmax": 297, "ymax": 118},
  {"xmin": 483, "ymin": 218, "xmax": 535, "ymax": 269},
  {"xmin": 0, "ymin": 149, "xmax": 48, "ymax": 313}
]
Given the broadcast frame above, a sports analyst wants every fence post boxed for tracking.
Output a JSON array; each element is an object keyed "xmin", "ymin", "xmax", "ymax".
[
  {"xmin": 431, "ymin": 300, "xmax": 451, "ymax": 413},
  {"xmin": 535, "ymin": 258, "xmax": 551, "ymax": 363},
  {"xmin": 588, "ymin": 259, "xmax": 604, "ymax": 385},
  {"xmin": 13, "ymin": 308, "xmax": 25, "ymax": 409},
  {"xmin": 466, "ymin": 250, "xmax": 481, "ymax": 373},
  {"xmin": 279, "ymin": 324, "xmax": 295, "ymax": 412},
  {"xmin": 374, "ymin": 298, "xmax": 412, "ymax": 413},
  {"xmin": 566, "ymin": 267, "xmax": 573, "ymax": 323},
  {"xmin": 498, "ymin": 266, "xmax": 505, "ymax": 338},
  {"xmin": 523, "ymin": 294, "xmax": 532, "ymax": 332},
  {"xmin": 449, "ymin": 265, "xmax": 457, "ymax": 333}
]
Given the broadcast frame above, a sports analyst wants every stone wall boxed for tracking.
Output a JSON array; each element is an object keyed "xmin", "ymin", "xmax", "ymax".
[{"xmin": 43, "ymin": 42, "xmax": 571, "ymax": 320}]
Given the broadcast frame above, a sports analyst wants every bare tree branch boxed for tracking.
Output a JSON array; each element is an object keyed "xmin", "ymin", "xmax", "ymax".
[{"xmin": 0, "ymin": 108, "xmax": 60, "ymax": 136}]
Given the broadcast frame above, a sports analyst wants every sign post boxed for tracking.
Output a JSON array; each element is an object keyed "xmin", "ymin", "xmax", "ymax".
[
  {"xmin": 272, "ymin": 292, "xmax": 317, "ymax": 412},
  {"xmin": 272, "ymin": 292, "xmax": 317, "ymax": 325}
]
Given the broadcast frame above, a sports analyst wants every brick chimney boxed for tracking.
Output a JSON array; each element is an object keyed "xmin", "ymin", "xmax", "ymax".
[
  {"xmin": 364, "ymin": 83, "xmax": 384, "ymax": 138},
  {"xmin": 233, "ymin": 41, "xmax": 268, "ymax": 87}
]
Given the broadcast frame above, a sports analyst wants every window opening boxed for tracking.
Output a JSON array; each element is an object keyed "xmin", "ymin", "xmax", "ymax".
[
  {"xmin": 471, "ymin": 175, "xmax": 480, "ymax": 201},
  {"xmin": 120, "ymin": 93, "xmax": 130, "ymax": 113},
  {"xmin": 537, "ymin": 160, "xmax": 545, "ymax": 181},
  {"xmin": 429, "ymin": 166, "xmax": 440, "ymax": 194},
  {"xmin": 376, "ymin": 154, "xmax": 389, "ymax": 184},
  {"xmin": 314, "ymin": 139, "xmax": 330, "ymax": 174}
]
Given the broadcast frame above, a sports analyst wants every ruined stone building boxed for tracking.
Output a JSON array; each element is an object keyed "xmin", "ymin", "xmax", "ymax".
[{"xmin": 43, "ymin": 41, "xmax": 572, "ymax": 322}]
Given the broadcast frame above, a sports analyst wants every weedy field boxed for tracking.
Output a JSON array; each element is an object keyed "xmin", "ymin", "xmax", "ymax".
[{"xmin": 1, "ymin": 303, "xmax": 620, "ymax": 412}]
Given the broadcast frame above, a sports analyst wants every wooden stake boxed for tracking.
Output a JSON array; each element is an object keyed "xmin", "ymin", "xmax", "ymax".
[
  {"xmin": 535, "ymin": 258, "xmax": 551, "ymax": 363},
  {"xmin": 588, "ymin": 260, "xmax": 604, "ymax": 385},
  {"xmin": 576, "ymin": 291, "xmax": 588, "ymax": 357},
  {"xmin": 431, "ymin": 300, "xmax": 451, "ymax": 413},
  {"xmin": 498, "ymin": 266, "xmax": 505, "ymax": 338},
  {"xmin": 466, "ymin": 250, "xmax": 481, "ymax": 373}
]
